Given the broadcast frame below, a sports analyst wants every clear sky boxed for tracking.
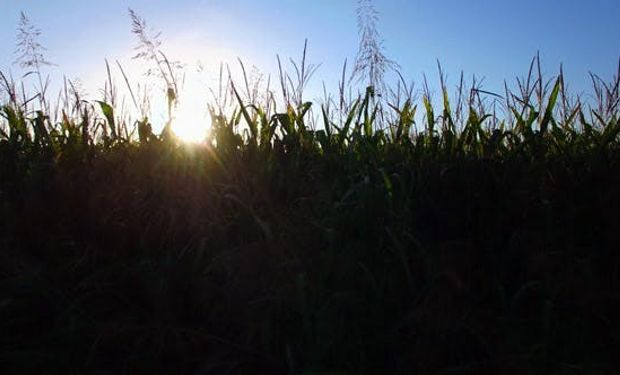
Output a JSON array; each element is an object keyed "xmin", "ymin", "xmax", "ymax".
[{"xmin": 1, "ymin": 0, "xmax": 619, "ymax": 127}]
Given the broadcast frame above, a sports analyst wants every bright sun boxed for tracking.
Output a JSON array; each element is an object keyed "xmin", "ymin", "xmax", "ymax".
[{"xmin": 171, "ymin": 89, "xmax": 211, "ymax": 143}]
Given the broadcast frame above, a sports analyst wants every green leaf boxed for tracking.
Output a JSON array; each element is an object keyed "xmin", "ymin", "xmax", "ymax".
[
  {"xmin": 423, "ymin": 96, "xmax": 435, "ymax": 135},
  {"xmin": 96, "ymin": 100, "xmax": 116, "ymax": 139},
  {"xmin": 232, "ymin": 86, "xmax": 257, "ymax": 146},
  {"xmin": 540, "ymin": 77, "xmax": 561, "ymax": 134}
]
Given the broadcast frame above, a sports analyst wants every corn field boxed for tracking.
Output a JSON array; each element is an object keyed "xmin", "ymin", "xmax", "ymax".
[{"xmin": 1, "ymin": 19, "xmax": 620, "ymax": 372}]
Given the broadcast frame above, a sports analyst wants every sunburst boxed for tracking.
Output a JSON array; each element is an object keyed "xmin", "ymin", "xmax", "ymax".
[{"xmin": 171, "ymin": 91, "xmax": 210, "ymax": 143}]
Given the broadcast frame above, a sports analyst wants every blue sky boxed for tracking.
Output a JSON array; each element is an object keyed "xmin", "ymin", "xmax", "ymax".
[{"xmin": 1, "ymin": 0, "xmax": 619, "ymax": 120}]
